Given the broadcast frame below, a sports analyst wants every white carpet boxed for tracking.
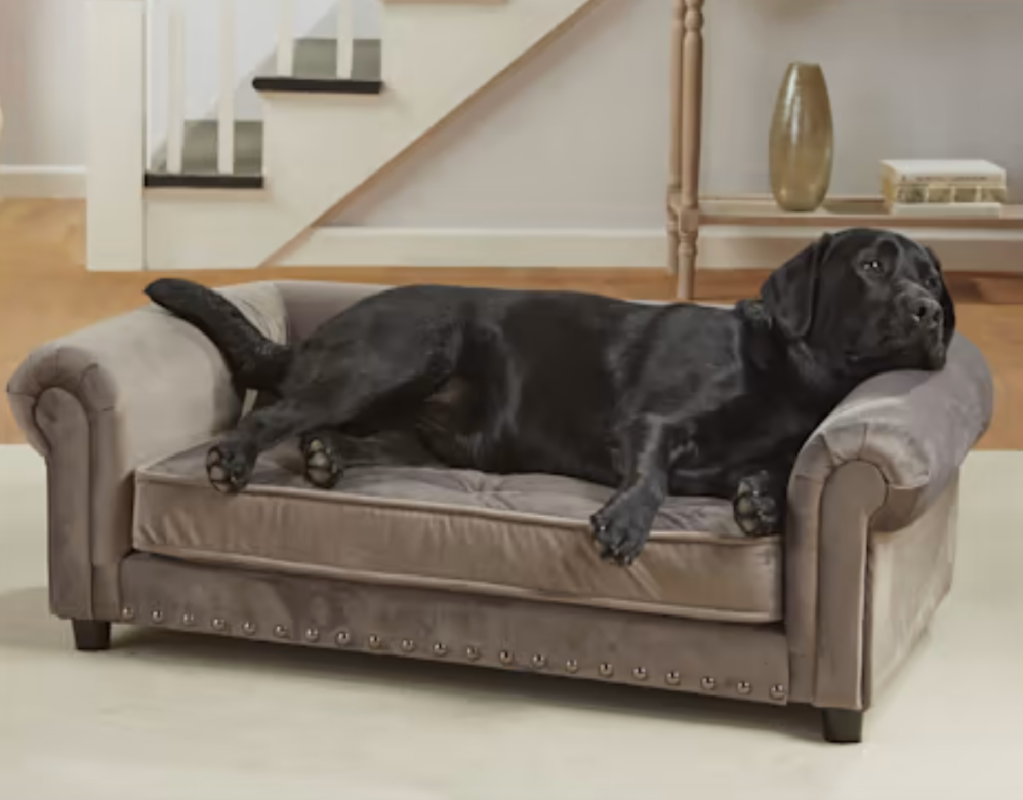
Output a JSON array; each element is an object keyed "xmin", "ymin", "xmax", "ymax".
[{"xmin": 1, "ymin": 445, "xmax": 1021, "ymax": 799}]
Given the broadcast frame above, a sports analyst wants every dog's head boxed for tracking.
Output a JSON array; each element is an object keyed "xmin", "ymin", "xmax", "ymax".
[{"xmin": 760, "ymin": 228, "xmax": 955, "ymax": 378}]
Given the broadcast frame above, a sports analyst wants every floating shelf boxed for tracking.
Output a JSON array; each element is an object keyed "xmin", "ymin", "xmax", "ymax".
[{"xmin": 693, "ymin": 194, "xmax": 1023, "ymax": 231}]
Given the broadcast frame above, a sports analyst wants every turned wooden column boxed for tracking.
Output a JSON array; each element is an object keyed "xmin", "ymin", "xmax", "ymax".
[
  {"xmin": 667, "ymin": 0, "xmax": 685, "ymax": 282},
  {"xmin": 678, "ymin": 0, "xmax": 705, "ymax": 300}
]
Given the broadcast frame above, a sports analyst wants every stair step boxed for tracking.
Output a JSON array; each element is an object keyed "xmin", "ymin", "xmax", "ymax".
[
  {"xmin": 254, "ymin": 38, "xmax": 384, "ymax": 94},
  {"xmin": 147, "ymin": 120, "xmax": 264, "ymax": 188}
]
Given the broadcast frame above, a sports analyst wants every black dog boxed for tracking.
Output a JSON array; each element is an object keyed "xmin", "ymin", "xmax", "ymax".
[{"xmin": 146, "ymin": 228, "xmax": 954, "ymax": 566}]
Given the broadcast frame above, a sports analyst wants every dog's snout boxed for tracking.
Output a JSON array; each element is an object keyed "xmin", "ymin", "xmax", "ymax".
[{"xmin": 908, "ymin": 298, "xmax": 942, "ymax": 329}]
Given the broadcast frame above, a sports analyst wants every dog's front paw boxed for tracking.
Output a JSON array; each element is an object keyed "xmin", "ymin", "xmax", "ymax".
[
  {"xmin": 733, "ymin": 473, "xmax": 781, "ymax": 537},
  {"xmin": 590, "ymin": 502, "xmax": 651, "ymax": 567},
  {"xmin": 206, "ymin": 442, "xmax": 255, "ymax": 493},
  {"xmin": 301, "ymin": 433, "xmax": 343, "ymax": 489}
]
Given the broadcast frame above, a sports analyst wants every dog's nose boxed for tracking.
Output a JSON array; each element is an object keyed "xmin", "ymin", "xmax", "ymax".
[{"xmin": 909, "ymin": 298, "xmax": 943, "ymax": 329}]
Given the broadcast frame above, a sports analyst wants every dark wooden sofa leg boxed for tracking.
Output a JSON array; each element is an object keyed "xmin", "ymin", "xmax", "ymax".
[
  {"xmin": 822, "ymin": 709, "xmax": 863, "ymax": 744},
  {"xmin": 72, "ymin": 620, "xmax": 111, "ymax": 652}
]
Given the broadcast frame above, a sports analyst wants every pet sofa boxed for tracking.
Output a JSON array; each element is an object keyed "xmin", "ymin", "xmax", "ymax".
[{"xmin": 7, "ymin": 281, "xmax": 993, "ymax": 743}]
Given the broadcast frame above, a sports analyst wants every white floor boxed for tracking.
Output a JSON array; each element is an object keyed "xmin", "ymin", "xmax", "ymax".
[{"xmin": 1, "ymin": 445, "xmax": 1021, "ymax": 799}]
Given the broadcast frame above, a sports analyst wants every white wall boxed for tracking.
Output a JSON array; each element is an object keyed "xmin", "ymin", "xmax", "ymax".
[
  {"xmin": 0, "ymin": 0, "xmax": 87, "ymax": 168},
  {"xmin": 335, "ymin": 0, "xmax": 1023, "ymax": 230}
]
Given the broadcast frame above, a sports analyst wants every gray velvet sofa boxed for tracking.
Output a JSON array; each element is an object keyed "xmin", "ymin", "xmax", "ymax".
[{"xmin": 7, "ymin": 281, "xmax": 993, "ymax": 743}]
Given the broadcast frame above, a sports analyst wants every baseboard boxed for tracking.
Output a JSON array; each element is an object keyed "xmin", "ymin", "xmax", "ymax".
[
  {"xmin": 0, "ymin": 166, "xmax": 87, "ymax": 198},
  {"xmin": 272, "ymin": 225, "xmax": 1023, "ymax": 273}
]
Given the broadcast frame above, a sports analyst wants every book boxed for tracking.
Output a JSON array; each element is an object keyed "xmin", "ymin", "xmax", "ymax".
[{"xmin": 881, "ymin": 159, "xmax": 1007, "ymax": 210}]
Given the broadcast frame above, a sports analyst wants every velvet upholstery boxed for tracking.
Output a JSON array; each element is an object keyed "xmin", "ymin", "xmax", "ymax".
[
  {"xmin": 135, "ymin": 442, "xmax": 783, "ymax": 623},
  {"xmin": 5, "ymin": 281, "xmax": 993, "ymax": 726}
]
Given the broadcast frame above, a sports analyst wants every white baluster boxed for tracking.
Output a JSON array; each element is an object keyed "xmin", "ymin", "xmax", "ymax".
[
  {"xmin": 277, "ymin": 0, "xmax": 295, "ymax": 77},
  {"xmin": 218, "ymin": 0, "xmax": 235, "ymax": 174},
  {"xmin": 166, "ymin": 0, "xmax": 185, "ymax": 174},
  {"xmin": 336, "ymin": 0, "xmax": 353, "ymax": 79}
]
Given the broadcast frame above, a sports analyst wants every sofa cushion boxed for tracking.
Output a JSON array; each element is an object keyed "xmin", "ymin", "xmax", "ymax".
[{"xmin": 133, "ymin": 443, "xmax": 782, "ymax": 624}]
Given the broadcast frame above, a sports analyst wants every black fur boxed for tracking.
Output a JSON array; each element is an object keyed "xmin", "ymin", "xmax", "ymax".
[{"xmin": 145, "ymin": 228, "xmax": 954, "ymax": 565}]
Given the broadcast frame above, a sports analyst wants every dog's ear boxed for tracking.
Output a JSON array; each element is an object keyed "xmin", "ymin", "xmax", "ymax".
[
  {"xmin": 926, "ymin": 246, "xmax": 956, "ymax": 346},
  {"xmin": 761, "ymin": 233, "xmax": 832, "ymax": 340}
]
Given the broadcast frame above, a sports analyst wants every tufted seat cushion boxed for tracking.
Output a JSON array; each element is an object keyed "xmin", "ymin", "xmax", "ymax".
[{"xmin": 133, "ymin": 442, "xmax": 783, "ymax": 624}]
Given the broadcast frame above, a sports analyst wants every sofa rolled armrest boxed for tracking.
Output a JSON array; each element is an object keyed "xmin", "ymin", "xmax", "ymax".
[
  {"xmin": 5, "ymin": 282, "xmax": 288, "ymax": 621},
  {"xmin": 783, "ymin": 334, "xmax": 993, "ymax": 709}
]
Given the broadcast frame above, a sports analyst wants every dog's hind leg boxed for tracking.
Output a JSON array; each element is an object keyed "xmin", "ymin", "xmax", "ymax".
[{"xmin": 207, "ymin": 324, "xmax": 460, "ymax": 492}]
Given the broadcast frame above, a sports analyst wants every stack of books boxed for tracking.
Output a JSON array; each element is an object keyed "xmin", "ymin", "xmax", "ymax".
[{"xmin": 881, "ymin": 159, "xmax": 1007, "ymax": 218}]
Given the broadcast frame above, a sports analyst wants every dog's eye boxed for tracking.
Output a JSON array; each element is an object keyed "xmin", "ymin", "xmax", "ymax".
[
  {"xmin": 861, "ymin": 259, "xmax": 883, "ymax": 274},
  {"xmin": 926, "ymin": 275, "xmax": 941, "ymax": 291}
]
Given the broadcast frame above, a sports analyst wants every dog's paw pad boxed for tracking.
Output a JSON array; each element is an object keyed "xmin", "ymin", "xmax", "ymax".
[
  {"xmin": 205, "ymin": 445, "xmax": 251, "ymax": 494},
  {"xmin": 733, "ymin": 485, "xmax": 779, "ymax": 537},
  {"xmin": 303, "ymin": 443, "xmax": 342, "ymax": 489}
]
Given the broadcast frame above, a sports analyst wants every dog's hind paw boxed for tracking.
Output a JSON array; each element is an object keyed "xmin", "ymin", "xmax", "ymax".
[
  {"xmin": 301, "ymin": 433, "xmax": 343, "ymax": 489},
  {"xmin": 206, "ymin": 442, "xmax": 255, "ymax": 494}
]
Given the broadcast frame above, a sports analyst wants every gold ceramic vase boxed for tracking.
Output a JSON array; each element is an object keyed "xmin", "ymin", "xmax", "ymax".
[{"xmin": 769, "ymin": 63, "xmax": 833, "ymax": 212}]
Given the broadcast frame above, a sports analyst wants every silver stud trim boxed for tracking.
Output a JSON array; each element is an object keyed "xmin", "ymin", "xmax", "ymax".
[
  {"xmin": 121, "ymin": 606, "xmax": 135, "ymax": 621},
  {"xmin": 433, "ymin": 642, "xmax": 448, "ymax": 657},
  {"xmin": 599, "ymin": 663, "xmax": 614, "ymax": 678},
  {"xmin": 335, "ymin": 630, "xmax": 352, "ymax": 647},
  {"xmin": 498, "ymin": 649, "xmax": 514, "ymax": 666},
  {"xmin": 737, "ymin": 681, "xmax": 752, "ymax": 695},
  {"xmin": 632, "ymin": 667, "xmax": 648, "ymax": 681},
  {"xmin": 700, "ymin": 676, "xmax": 716, "ymax": 691},
  {"xmin": 368, "ymin": 634, "xmax": 382, "ymax": 650},
  {"xmin": 531, "ymin": 654, "xmax": 547, "ymax": 670},
  {"xmin": 770, "ymin": 684, "xmax": 786, "ymax": 701},
  {"xmin": 465, "ymin": 645, "xmax": 481, "ymax": 662},
  {"xmin": 151, "ymin": 609, "xmax": 165, "ymax": 624},
  {"xmin": 304, "ymin": 628, "xmax": 320, "ymax": 643},
  {"xmin": 666, "ymin": 671, "xmax": 681, "ymax": 686},
  {"xmin": 565, "ymin": 659, "xmax": 579, "ymax": 674},
  {"xmin": 273, "ymin": 625, "xmax": 288, "ymax": 639},
  {"xmin": 401, "ymin": 639, "xmax": 416, "ymax": 653},
  {"xmin": 181, "ymin": 612, "xmax": 196, "ymax": 627},
  {"xmin": 241, "ymin": 622, "xmax": 256, "ymax": 636},
  {"xmin": 211, "ymin": 618, "xmax": 226, "ymax": 632}
]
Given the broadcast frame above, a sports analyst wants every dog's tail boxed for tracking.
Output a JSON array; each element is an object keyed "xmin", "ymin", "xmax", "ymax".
[{"xmin": 145, "ymin": 278, "xmax": 292, "ymax": 393}]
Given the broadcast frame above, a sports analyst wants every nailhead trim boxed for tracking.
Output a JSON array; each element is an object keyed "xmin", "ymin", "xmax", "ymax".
[{"xmin": 118, "ymin": 600, "xmax": 790, "ymax": 703}]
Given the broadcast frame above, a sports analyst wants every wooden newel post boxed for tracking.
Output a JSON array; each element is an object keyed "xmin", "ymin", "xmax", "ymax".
[{"xmin": 678, "ymin": 0, "xmax": 704, "ymax": 300}]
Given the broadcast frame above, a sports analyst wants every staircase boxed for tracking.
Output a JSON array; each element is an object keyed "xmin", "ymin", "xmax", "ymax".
[
  {"xmin": 86, "ymin": 0, "xmax": 603, "ymax": 272},
  {"xmin": 146, "ymin": 39, "xmax": 383, "ymax": 189}
]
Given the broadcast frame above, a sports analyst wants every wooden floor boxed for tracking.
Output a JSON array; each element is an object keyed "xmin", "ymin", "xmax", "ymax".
[{"xmin": 1, "ymin": 199, "xmax": 1020, "ymax": 448}]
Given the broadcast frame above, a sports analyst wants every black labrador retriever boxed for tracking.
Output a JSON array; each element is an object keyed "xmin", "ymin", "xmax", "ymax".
[{"xmin": 146, "ymin": 228, "xmax": 955, "ymax": 566}]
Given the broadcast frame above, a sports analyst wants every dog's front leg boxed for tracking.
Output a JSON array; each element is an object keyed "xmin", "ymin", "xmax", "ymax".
[{"xmin": 591, "ymin": 417, "xmax": 672, "ymax": 566}]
